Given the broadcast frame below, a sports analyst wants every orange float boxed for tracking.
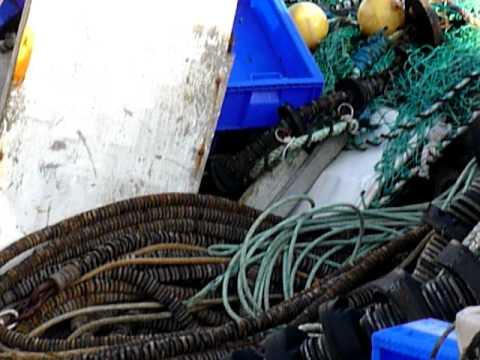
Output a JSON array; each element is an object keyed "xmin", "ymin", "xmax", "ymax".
[{"xmin": 13, "ymin": 26, "xmax": 33, "ymax": 86}]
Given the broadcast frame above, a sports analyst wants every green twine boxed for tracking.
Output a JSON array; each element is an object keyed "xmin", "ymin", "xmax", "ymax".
[
  {"xmin": 186, "ymin": 160, "xmax": 477, "ymax": 320},
  {"xmin": 367, "ymin": 46, "xmax": 396, "ymax": 75},
  {"xmin": 369, "ymin": 25, "xmax": 480, "ymax": 205},
  {"xmin": 283, "ymin": 0, "xmax": 480, "ymax": 208},
  {"xmin": 284, "ymin": 0, "xmax": 396, "ymax": 88},
  {"xmin": 313, "ymin": 25, "xmax": 359, "ymax": 92}
]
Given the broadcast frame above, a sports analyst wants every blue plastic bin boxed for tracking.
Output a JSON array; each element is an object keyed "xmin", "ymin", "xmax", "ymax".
[
  {"xmin": 217, "ymin": 0, "xmax": 324, "ymax": 131},
  {"xmin": 0, "ymin": 0, "xmax": 24, "ymax": 33},
  {"xmin": 372, "ymin": 319, "xmax": 459, "ymax": 360}
]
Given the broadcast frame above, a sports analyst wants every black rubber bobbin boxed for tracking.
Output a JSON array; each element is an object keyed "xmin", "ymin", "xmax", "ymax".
[
  {"xmin": 423, "ymin": 205, "xmax": 472, "ymax": 241},
  {"xmin": 319, "ymin": 308, "xmax": 370, "ymax": 360},
  {"xmin": 360, "ymin": 268, "xmax": 431, "ymax": 322},
  {"xmin": 438, "ymin": 240, "xmax": 480, "ymax": 302}
]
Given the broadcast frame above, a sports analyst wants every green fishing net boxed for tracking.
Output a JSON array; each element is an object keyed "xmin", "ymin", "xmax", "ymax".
[
  {"xmin": 313, "ymin": 25, "xmax": 359, "ymax": 92},
  {"xmin": 371, "ymin": 25, "xmax": 480, "ymax": 204},
  {"xmin": 282, "ymin": 0, "xmax": 480, "ymax": 205}
]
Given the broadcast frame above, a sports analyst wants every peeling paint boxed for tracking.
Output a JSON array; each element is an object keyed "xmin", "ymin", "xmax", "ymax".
[
  {"xmin": 0, "ymin": 0, "xmax": 237, "ymax": 244},
  {"xmin": 50, "ymin": 141, "xmax": 67, "ymax": 151},
  {"xmin": 76, "ymin": 130, "xmax": 97, "ymax": 178},
  {"xmin": 123, "ymin": 108, "xmax": 133, "ymax": 117},
  {"xmin": 40, "ymin": 163, "xmax": 62, "ymax": 171}
]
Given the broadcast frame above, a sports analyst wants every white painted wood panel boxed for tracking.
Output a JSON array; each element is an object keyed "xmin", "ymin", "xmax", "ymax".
[{"xmin": 0, "ymin": 0, "xmax": 237, "ymax": 244}]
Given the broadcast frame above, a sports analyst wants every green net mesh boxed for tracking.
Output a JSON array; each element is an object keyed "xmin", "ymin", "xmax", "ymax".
[
  {"xmin": 371, "ymin": 25, "xmax": 480, "ymax": 204},
  {"xmin": 313, "ymin": 25, "xmax": 359, "ymax": 92},
  {"xmin": 282, "ymin": 0, "xmax": 480, "ymax": 205}
]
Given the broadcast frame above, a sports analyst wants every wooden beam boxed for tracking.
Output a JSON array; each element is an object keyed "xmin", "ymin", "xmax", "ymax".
[
  {"xmin": 240, "ymin": 135, "xmax": 347, "ymax": 216},
  {"xmin": 0, "ymin": 0, "xmax": 237, "ymax": 243}
]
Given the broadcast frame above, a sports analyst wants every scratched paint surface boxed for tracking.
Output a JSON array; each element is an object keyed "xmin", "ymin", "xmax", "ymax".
[{"xmin": 0, "ymin": 0, "xmax": 236, "ymax": 244}]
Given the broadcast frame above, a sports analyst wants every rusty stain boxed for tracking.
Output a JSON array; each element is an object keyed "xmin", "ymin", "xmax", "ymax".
[
  {"xmin": 0, "ymin": 148, "xmax": 4, "ymax": 179},
  {"xmin": 214, "ymin": 75, "xmax": 223, "ymax": 99},
  {"xmin": 198, "ymin": 144, "xmax": 205, "ymax": 158},
  {"xmin": 193, "ymin": 141, "xmax": 207, "ymax": 177},
  {"xmin": 50, "ymin": 141, "xmax": 67, "ymax": 151}
]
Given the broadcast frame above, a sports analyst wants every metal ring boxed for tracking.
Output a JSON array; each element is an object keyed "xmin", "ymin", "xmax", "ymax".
[
  {"xmin": 348, "ymin": 119, "xmax": 360, "ymax": 135},
  {"xmin": 281, "ymin": 138, "xmax": 296, "ymax": 160},
  {"xmin": 0, "ymin": 309, "xmax": 19, "ymax": 330},
  {"xmin": 275, "ymin": 128, "xmax": 292, "ymax": 144},
  {"xmin": 337, "ymin": 103, "xmax": 354, "ymax": 119}
]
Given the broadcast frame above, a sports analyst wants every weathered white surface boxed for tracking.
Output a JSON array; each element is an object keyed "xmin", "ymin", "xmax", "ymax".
[
  {"xmin": 241, "ymin": 135, "xmax": 347, "ymax": 216},
  {"xmin": 240, "ymin": 151, "xmax": 309, "ymax": 212},
  {"xmin": 293, "ymin": 145, "xmax": 384, "ymax": 214},
  {"xmin": 294, "ymin": 108, "xmax": 399, "ymax": 213},
  {"xmin": 0, "ymin": 0, "xmax": 237, "ymax": 244}
]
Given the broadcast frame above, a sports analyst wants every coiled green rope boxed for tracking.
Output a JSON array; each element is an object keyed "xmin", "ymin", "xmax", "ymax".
[{"xmin": 188, "ymin": 160, "xmax": 478, "ymax": 321}]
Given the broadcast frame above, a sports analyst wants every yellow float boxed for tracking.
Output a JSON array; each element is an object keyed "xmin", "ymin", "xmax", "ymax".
[
  {"xmin": 289, "ymin": 2, "xmax": 329, "ymax": 51},
  {"xmin": 357, "ymin": 0, "xmax": 405, "ymax": 36}
]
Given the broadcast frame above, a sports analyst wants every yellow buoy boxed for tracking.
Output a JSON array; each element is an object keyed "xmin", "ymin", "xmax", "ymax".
[
  {"xmin": 289, "ymin": 2, "xmax": 329, "ymax": 51},
  {"xmin": 13, "ymin": 27, "xmax": 34, "ymax": 87},
  {"xmin": 357, "ymin": 0, "xmax": 405, "ymax": 36}
]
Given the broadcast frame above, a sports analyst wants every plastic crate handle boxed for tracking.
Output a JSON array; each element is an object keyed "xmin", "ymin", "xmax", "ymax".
[
  {"xmin": 249, "ymin": 91, "xmax": 281, "ymax": 110},
  {"xmin": 250, "ymin": 72, "xmax": 282, "ymax": 80}
]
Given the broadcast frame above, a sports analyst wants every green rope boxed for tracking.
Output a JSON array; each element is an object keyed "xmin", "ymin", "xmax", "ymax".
[
  {"xmin": 369, "ymin": 25, "xmax": 480, "ymax": 206},
  {"xmin": 187, "ymin": 160, "xmax": 477, "ymax": 320},
  {"xmin": 313, "ymin": 25, "xmax": 359, "ymax": 92},
  {"xmin": 282, "ymin": 0, "xmax": 480, "ymax": 209},
  {"xmin": 367, "ymin": 46, "xmax": 396, "ymax": 75}
]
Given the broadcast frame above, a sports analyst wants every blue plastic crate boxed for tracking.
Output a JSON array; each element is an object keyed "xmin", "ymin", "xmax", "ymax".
[
  {"xmin": 0, "ymin": 0, "xmax": 24, "ymax": 33},
  {"xmin": 217, "ymin": 0, "xmax": 324, "ymax": 131},
  {"xmin": 372, "ymin": 319, "xmax": 459, "ymax": 360}
]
